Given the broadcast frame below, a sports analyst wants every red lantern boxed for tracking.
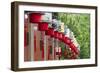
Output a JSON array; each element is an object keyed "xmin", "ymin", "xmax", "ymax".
[
  {"xmin": 61, "ymin": 34, "xmax": 65, "ymax": 42},
  {"xmin": 64, "ymin": 37, "xmax": 72, "ymax": 45},
  {"xmin": 29, "ymin": 13, "xmax": 43, "ymax": 23},
  {"xmin": 38, "ymin": 22, "xmax": 48, "ymax": 31},
  {"xmin": 58, "ymin": 32, "xmax": 63, "ymax": 40},
  {"xmin": 45, "ymin": 28, "xmax": 54, "ymax": 37},
  {"xmin": 69, "ymin": 43, "xmax": 79, "ymax": 55},
  {"xmin": 54, "ymin": 31, "xmax": 58, "ymax": 39}
]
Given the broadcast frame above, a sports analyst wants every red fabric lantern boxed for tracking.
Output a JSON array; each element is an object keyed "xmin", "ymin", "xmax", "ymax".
[
  {"xmin": 58, "ymin": 32, "xmax": 63, "ymax": 40},
  {"xmin": 38, "ymin": 22, "xmax": 48, "ymax": 31},
  {"xmin": 63, "ymin": 35, "xmax": 79, "ymax": 55},
  {"xmin": 69, "ymin": 43, "xmax": 79, "ymax": 55},
  {"xmin": 64, "ymin": 37, "xmax": 72, "ymax": 45},
  {"xmin": 61, "ymin": 34, "xmax": 65, "ymax": 42},
  {"xmin": 54, "ymin": 31, "xmax": 58, "ymax": 39},
  {"xmin": 63, "ymin": 36, "xmax": 66, "ymax": 43},
  {"xmin": 45, "ymin": 28, "xmax": 54, "ymax": 37},
  {"xmin": 29, "ymin": 13, "xmax": 43, "ymax": 23}
]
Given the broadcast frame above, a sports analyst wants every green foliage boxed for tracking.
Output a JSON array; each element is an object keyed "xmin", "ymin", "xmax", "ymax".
[{"xmin": 58, "ymin": 13, "xmax": 90, "ymax": 59}]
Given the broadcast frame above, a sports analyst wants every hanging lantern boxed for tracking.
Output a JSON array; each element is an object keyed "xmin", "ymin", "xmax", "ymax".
[
  {"xmin": 45, "ymin": 28, "xmax": 54, "ymax": 37},
  {"xmin": 38, "ymin": 22, "xmax": 48, "ymax": 31},
  {"xmin": 64, "ymin": 37, "xmax": 72, "ymax": 45},
  {"xmin": 69, "ymin": 43, "xmax": 79, "ymax": 55},
  {"xmin": 58, "ymin": 32, "xmax": 63, "ymax": 40},
  {"xmin": 62, "ymin": 34, "xmax": 65, "ymax": 42},
  {"xmin": 29, "ymin": 13, "xmax": 44, "ymax": 23},
  {"xmin": 54, "ymin": 31, "xmax": 58, "ymax": 39}
]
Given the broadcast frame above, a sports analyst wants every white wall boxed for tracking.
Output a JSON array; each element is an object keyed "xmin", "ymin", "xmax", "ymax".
[{"xmin": 0, "ymin": 0, "xmax": 99, "ymax": 73}]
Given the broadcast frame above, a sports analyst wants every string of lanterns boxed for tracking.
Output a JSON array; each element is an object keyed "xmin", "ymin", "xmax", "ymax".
[{"xmin": 24, "ymin": 12, "xmax": 80, "ymax": 61}]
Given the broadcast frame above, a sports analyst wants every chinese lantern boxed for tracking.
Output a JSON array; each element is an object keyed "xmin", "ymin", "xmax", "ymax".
[
  {"xmin": 29, "ymin": 13, "xmax": 43, "ymax": 23},
  {"xmin": 38, "ymin": 22, "xmax": 48, "ymax": 31},
  {"xmin": 69, "ymin": 43, "xmax": 79, "ymax": 55},
  {"xmin": 64, "ymin": 37, "xmax": 72, "ymax": 45},
  {"xmin": 58, "ymin": 32, "xmax": 63, "ymax": 40}
]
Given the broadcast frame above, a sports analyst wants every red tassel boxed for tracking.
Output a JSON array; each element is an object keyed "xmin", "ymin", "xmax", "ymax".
[
  {"xmin": 24, "ymin": 26, "xmax": 27, "ymax": 47},
  {"xmin": 41, "ymin": 32, "xmax": 44, "ymax": 60},
  {"xmin": 42, "ymin": 47, "xmax": 44, "ymax": 60},
  {"xmin": 54, "ymin": 48, "xmax": 56, "ymax": 59},
  {"xmin": 34, "ymin": 31, "xmax": 36, "ymax": 52},
  {"xmin": 48, "ymin": 48, "xmax": 50, "ymax": 60}
]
